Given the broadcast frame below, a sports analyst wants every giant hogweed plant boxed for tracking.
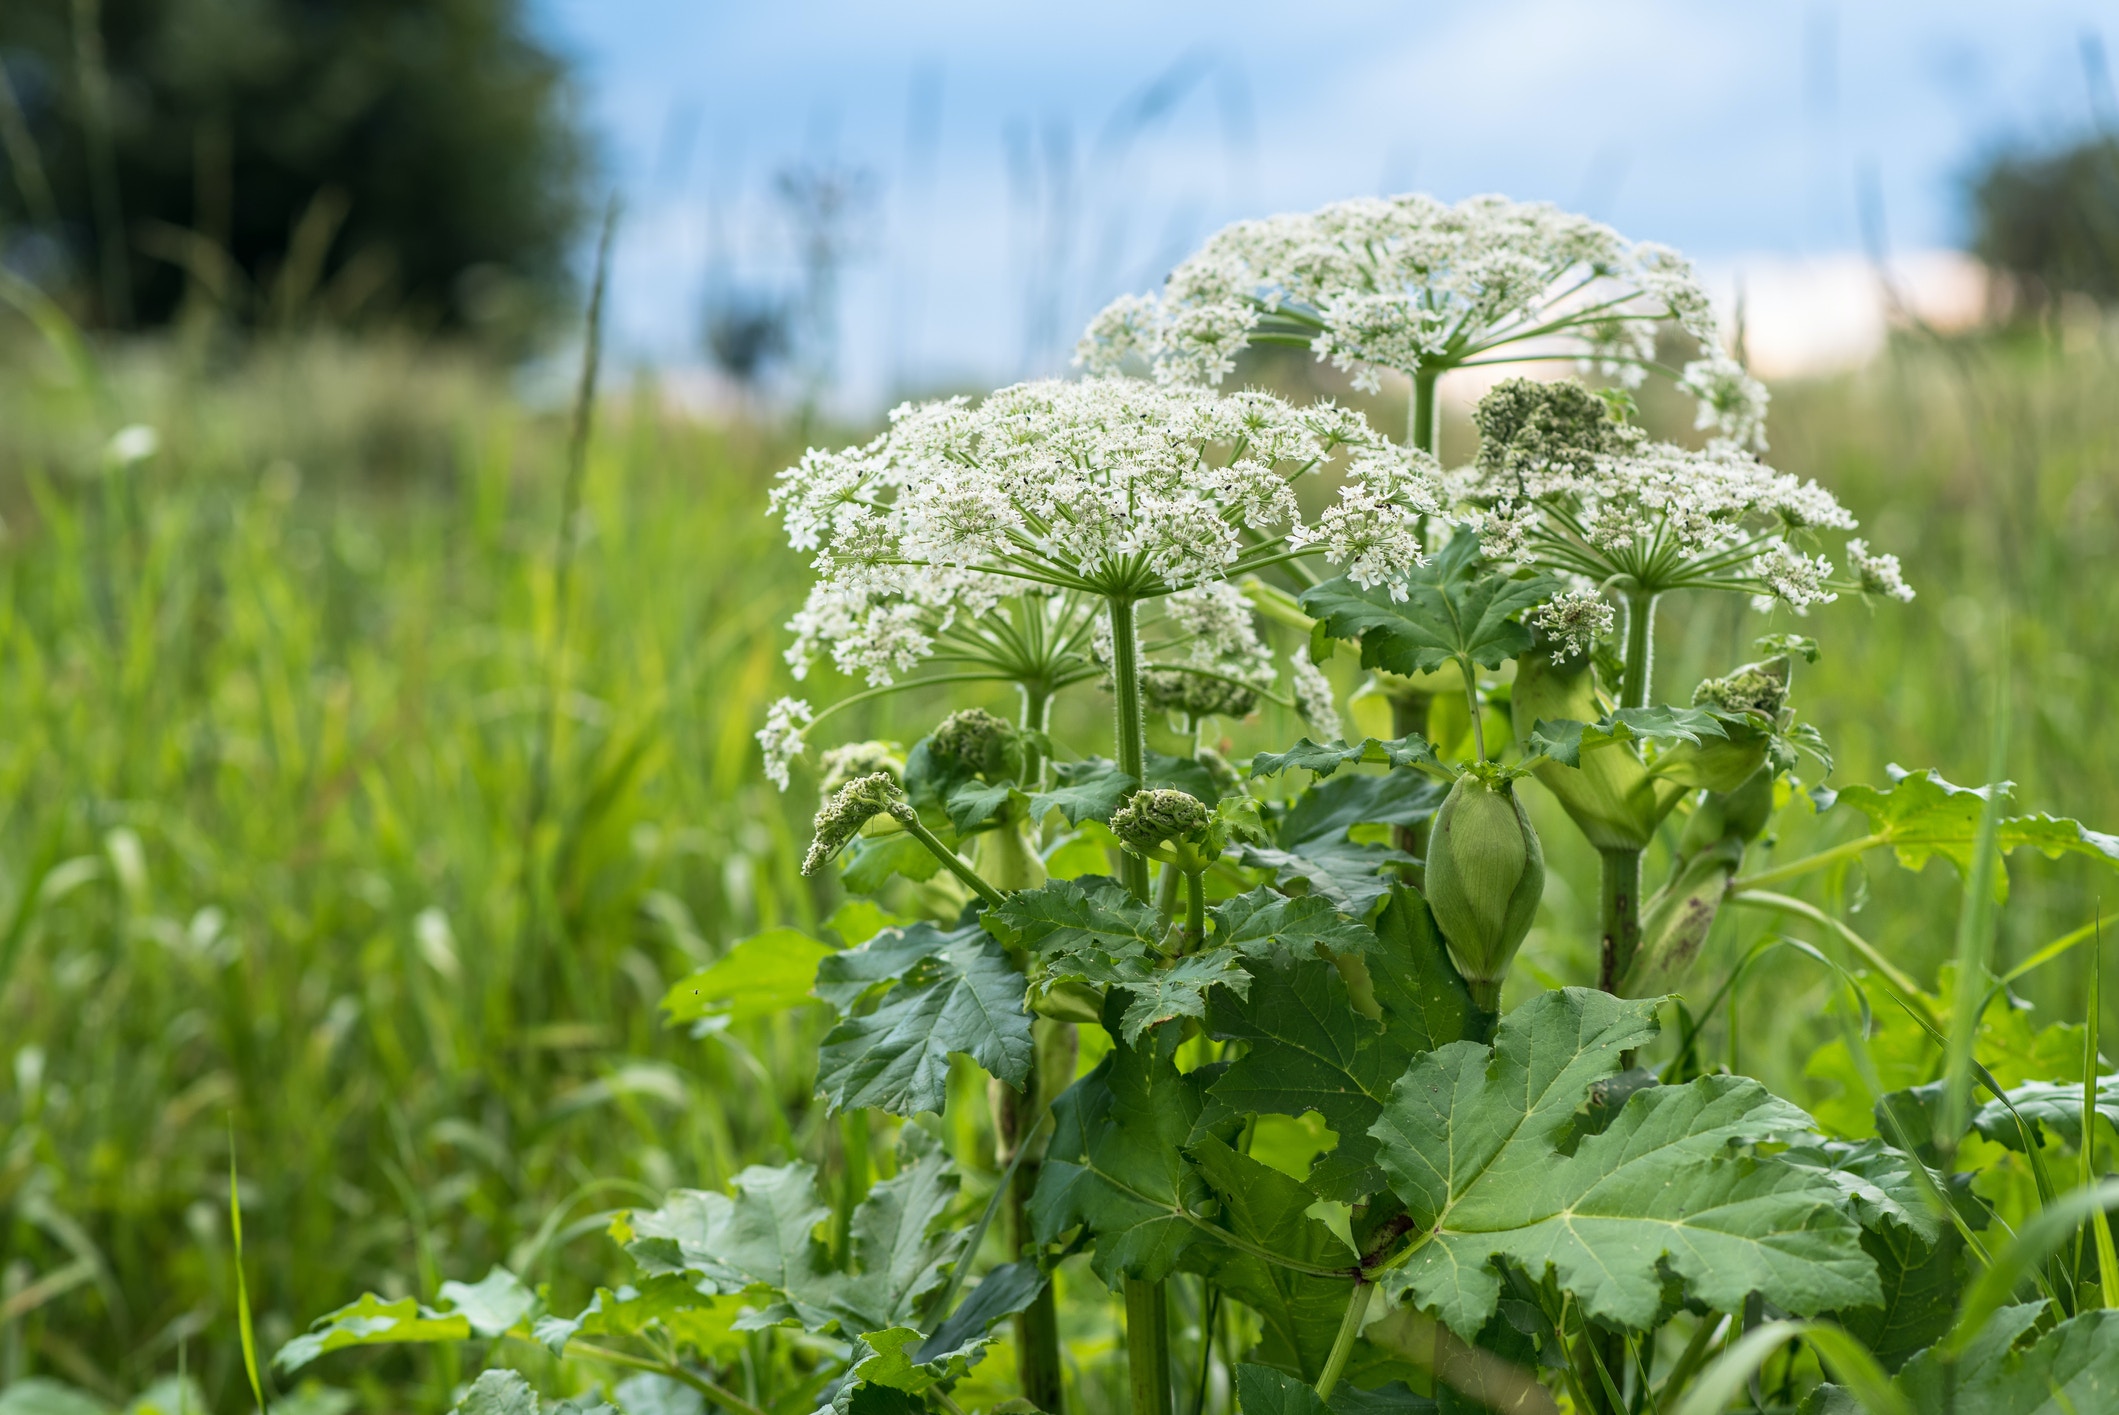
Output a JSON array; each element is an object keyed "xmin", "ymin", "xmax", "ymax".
[{"xmin": 275, "ymin": 195, "xmax": 2119, "ymax": 1415}]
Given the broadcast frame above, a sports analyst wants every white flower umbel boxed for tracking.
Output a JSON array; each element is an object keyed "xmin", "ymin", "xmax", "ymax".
[
  {"xmin": 1845, "ymin": 538, "xmax": 1916, "ymax": 603},
  {"xmin": 1290, "ymin": 644, "xmax": 1341, "ymax": 740},
  {"xmin": 757, "ymin": 697, "xmax": 814, "ymax": 790},
  {"xmin": 1078, "ymin": 193, "xmax": 1769, "ymax": 452}
]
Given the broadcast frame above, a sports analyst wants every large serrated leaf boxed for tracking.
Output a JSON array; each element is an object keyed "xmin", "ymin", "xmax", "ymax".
[
  {"xmin": 625, "ymin": 1153, "xmax": 965, "ymax": 1339},
  {"xmin": 1299, "ymin": 532, "xmax": 1559, "ymax": 678},
  {"xmin": 814, "ymin": 922, "xmax": 1033, "ymax": 1116},
  {"xmin": 1197, "ymin": 888, "xmax": 1475, "ymax": 1203},
  {"xmin": 1370, "ymin": 988, "xmax": 1876, "ymax": 1337},
  {"xmin": 1030, "ymin": 1018, "xmax": 1217, "ymax": 1285},
  {"xmin": 989, "ymin": 878, "xmax": 1250, "ymax": 1042},
  {"xmin": 661, "ymin": 928, "xmax": 836, "ymax": 1025},
  {"xmin": 1209, "ymin": 887, "xmax": 1379, "ymax": 965},
  {"xmin": 1821, "ymin": 767, "xmax": 2119, "ymax": 902},
  {"xmin": 1896, "ymin": 1305, "xmax": 2119, "ymax": 1412},
  {"xmin": 1524, "ymin": 706, "xmax": 1740, "ymax": 769},
  {"xmin": 1185, "ymin": 1137, "xmax": 1358, "ymax": 1381},
  {"xmin": 273, "ymin": 1294, "xmax": 472, "ymax": 1373},
  {"xmin": 1249, "ymin": 736, "xmax": 1444, "ymax": 781}
]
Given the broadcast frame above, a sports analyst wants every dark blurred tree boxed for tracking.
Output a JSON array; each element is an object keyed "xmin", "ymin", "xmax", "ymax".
[
  {"xmin": 0, "ymin": 0, "xmax": 588, "ymax": 332},
  {"xmin": 1968, "ymin": 132, "xmax": 2119, "ymax": 311}
]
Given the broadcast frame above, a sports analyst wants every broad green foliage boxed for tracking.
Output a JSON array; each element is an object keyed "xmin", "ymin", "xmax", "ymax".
[
  {"xmin": 812, "ymin": 921, "xmax": 1035, "ymax": 1115},
  {"xmin": 277, "ymin": 1267, "xmax": 537, "ymax": 1373},
  {"xmin": 1889, "ymin": 1306, "xmax": 2119, "ymax": 1413},
  {"xmin": 660, "ymin": 927, "xmax": 837, "ymax": 1024},
  {"xmin": 1196, "ymin": 889, "xmax": 1476, "ymax": 1202},
  {"xmin": 1818, "ymin": 766, "xmax": 2119, "ymax": 899},
  {"xmin": 452, "ymin": 1371, "xmax": 614, "ymax": 1415},
  {"xmin": 1299, "ymin": 533, "xmax": 1560, "ymax": 679},
  {"xmin": 1371, "ymin": 990, "xmax": 1878, "ymax": 1336}
]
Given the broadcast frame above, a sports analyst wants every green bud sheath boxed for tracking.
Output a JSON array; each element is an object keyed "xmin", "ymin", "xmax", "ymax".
[
  {"xmin": 1426, "ymin": 773, "xmax": 1546, "ymax": 1010},
  {"xmin": 1512, "ymin": 647, "xmax": 1678, "ymax": 849}
]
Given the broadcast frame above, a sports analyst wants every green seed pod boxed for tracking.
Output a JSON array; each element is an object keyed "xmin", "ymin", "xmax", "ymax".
[
  {"xmin": 1512, "ymin": 644, "xmax": 1678, "ymax": 850},
  {"xmin": 1425, "ymin": 773, "xmax": 1546, "ymax": 1010}
]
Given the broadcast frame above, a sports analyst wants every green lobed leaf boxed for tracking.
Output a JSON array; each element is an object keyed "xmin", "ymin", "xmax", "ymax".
[
  {"xmin": 840, "ymin": 830, "xmax": 944, "ymax": 893},
  {"xmin": 435, "ymin": 1267, "xmax": 536, "ymax": 1337},
  {"xmin": 1276, "ymin": 772, "xmax": 1450, "ymax": 846},
  {"xmin": 1897, "ymin": 1305, "xmax": 2119, "ymax": 1413},
  {"xmin": 1029, "ymin": 751, "xmax": 1224, "ymax": 826},
  {"xmin": 273, "ymin": 1294, "xmax": 472, "ymax": 1373},
  {"xmin": 1239, "ymin": 839, "xmax": 1411, "ymax": 918},
  {"xmin": 1030, "ymin": 1014, "xmax": 1218, "ymax": 1285},
  {"xmin": 531, "ymin": 1277, "xmax": 745, "ymax": 1358},
  {"xmin": 1819, "ymin": 766, "xmax": 2119, "ymax": 902},
  {"xmin": 1524, "ymin": 706, "xmax": 1738, "ymax": 770},
  {"xmin": 814, "ymin": 922, "xmax": 1033, "ymax": 1116},
  {"xmin": 1837, "ymin": 1223, "xmax": 1960, "ymax": 1373},
  {"xmin": 625, "ymin": 1152, "xmax": 965, "ymax": 1338},
  {"xmin": 945, "ymin": 780, "xmax": 1018, "ymax": 833},
  {"xmin": 1209, "ymin": 887, "xmax": 1379, "ymax": 966},
  {"xmin": 1197, "ymin": 887, "xmax": 1476, "ymax": 1203},
  {"xmin": 1298, "ymin": 531, "xmax": 1560, "ymax": 678},
  {"xmin": 660, "ymin": 928, "xmax": 836, "ymax": 1026},
  {"xmin": 989, "ymin": 878, "xmax": 1251, "ymax": 1042},
  {"xmin": 1186, "ymin": 1137, "xmax": 1358, "ymax": 1381},
  {"xmin": 1370, "ymin": 988, "xmax": 1877, "ymax": 1337},
  {"xmin": 455, "ymin": 1372, "xmax": 539, "ymax": 1415},
  {"xmin": 1249, "ymin": 736, "xmax": 1445, "ymax": 781}
]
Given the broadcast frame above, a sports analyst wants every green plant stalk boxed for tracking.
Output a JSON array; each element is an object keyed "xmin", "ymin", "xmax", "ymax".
[
  {"xmin": 1003, "ymin": 1029, "xmax": 1068, "ymax": 1415},
  {"xmin": 1126, "ymin": 1276, "xmax": 1173, "ymax": 1415},
  {"xmin": 1387, "ymin": 690, "xmax": 1433, "ymax": 878},
  {"xmin": 1313, "ymin": 1280, "xmax": 1370, "ymax": 1399},
  {"xmin": 895, "ymin": 813, "xmax": 1006, "ymax": 908},
  {"xmin": 1410, "ymin": 369, "xmax": 1440, "ymax": 459},
  {"xmin": 1596, "ymin": 848, "xmax": 1643, "ymax": 993},
  {"xmin": 1109, "ymin": 595, "xmax": 1172, "ymax": 1415},
  {"xmin": 1108, "ymin": 597, "xmax": 1151, "ymax": 904},
  {"xmin": 1936, "ymin": 680, "xmax": 2009, "ymax": 1158},
  {"xmin": 1598, "ymin": 590, "xmax": 1658, "ymax": 991},
  {"xmin": 2085, "ymin": 921, "xmax": 2119, "ymax": 1307},
  {"xmin": 1183, "ymin": 869, "xmax": 1206, "ymax": 955}
]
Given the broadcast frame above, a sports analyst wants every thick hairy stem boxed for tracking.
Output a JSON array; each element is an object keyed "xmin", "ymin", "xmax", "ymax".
[
  {"xmin": 1183, "ymin": 869, "xmax": 1206, "ymax": 955},
  {"xmin": 1313, "ymin": 1281, "xmax": 1371, "ymax": 1400},
  {"xmin": 1410, "ymin": 369, "xmax": 1440, "ymax": 460},
  {"xmin": 1108, "ymin": 597, "xmax": 1151, "ymax": 903},
  {"xmin": 999, "ymin": 1023, "xmax": 1071, "ymax": 1415},
  {"xmin": 1597, "ymin": 847, "xmax": 1644, "ymax": 993},
  {"xmin": 1126, "ymin": 1276, "xmax": 1173, "ymax": 1415},
  {"xmin": 1458, "ymin": 654, "xmax": 1486, "ymax": 762},
  {"xmin": 1020, "ymin": 682, "xmax": 1053, "ymax": 787},
  {"xmin": 1619, "ymin": 590, "xmax": 1658, "ymax": 710},
  {"xmin": 1388, "ymin": 691, "xmax": 1433, "ymax": 880}
]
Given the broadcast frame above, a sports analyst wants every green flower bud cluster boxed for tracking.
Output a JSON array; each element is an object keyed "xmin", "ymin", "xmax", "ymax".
[
  {"xmin": 817, "ymin": 740, "xmax": 905, "ymax": 799},
  {"xmin": 803, "ymin": 772, "xmax": 909, "ymax": 876},
  {"xmin": 1425, "ymin": 772, "xmax": 1546, "ymax": 1010},
  {"xmin": 929, "ymin": 707, "xmax": 1024, "ymax": 781},
  {"xmin": 1473, "ymin": 378, "xmax": 1639, "ymax": 488},
  {"xmin": 1109, "ymin": 788, "xmax": 1209, "ymax": 854},
  {"xmin": 1691, "ymin": 657, "xmax": 1791, "ymax": 719},
  {"xmin": 1141, "ymin": 668, "xmax": 1258, "ymax": 720}
]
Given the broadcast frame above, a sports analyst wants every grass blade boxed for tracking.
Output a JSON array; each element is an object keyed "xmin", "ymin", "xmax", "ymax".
[
  {"xmin": 229, "ymin": 1124, "xmax": 269, "ymax": 1415},
  {"xmin": 2087, "ymin": 914, "xmax": 2119, "ymax": 1307},
  {"xmin": 1668, "ymin": 1319, "xmax": 1909, "ymax": 1415}
]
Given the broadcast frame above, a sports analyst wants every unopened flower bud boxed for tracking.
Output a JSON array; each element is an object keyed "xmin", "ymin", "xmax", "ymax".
[
  {"xmin": 1425, "ymin": 773, "xmax": 1546, "ymax": 1010},
  {"xmin": 929, "ymin": 708, "xmax": 1024, "ymax": 781},
  {"xmin": 804, "ymin": 773, "xmax": 907, "ymax": 875},
  {"xmin": 817, "ymin": 740, "xmax": 905, "ymax": 799},
  {"xmin": 1142, "ymin": 668, "xmax": 1258, "ymax": 720},
  {"xmin": 1110, "ymin": 789, "xmax": 1209, "ymax": 854},
  {"xmin": 1691, "ymin": 657, "xmax": 1790, "ymax": 718}
]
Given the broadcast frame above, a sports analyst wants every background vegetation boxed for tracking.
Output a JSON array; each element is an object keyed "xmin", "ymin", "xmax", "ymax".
[{"xmin": 0, "ymin": 311, "xmax": 2113, "ymax": 1413}]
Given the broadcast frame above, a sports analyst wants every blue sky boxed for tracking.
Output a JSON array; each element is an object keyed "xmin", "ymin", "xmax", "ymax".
[{"xmin": 535, "ymin": 1, "xmax": 2115, "ymax": 407}]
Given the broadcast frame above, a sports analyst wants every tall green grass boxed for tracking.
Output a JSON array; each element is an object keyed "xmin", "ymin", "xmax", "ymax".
[{"xmin": 0, "ymin": 323, "xmax": 2112, "ymax": 1412}]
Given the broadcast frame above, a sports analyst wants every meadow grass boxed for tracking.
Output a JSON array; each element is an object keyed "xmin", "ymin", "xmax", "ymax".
[{"xmin": 0, "ymin": 324, "xmax": 2112, "ymax": 1411}]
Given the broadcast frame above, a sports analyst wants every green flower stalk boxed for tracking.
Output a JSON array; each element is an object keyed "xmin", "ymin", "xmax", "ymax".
[
  {"xmin": 801, "ymin": 772, "xmax": 1003, "ymax": 907},
  {"xmin": 1424, "ymin": 771, "xmax": 1546, "ymax": 1011}
]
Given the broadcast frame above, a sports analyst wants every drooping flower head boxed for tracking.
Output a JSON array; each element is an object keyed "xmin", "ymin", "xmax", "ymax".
[{"xmin": 1078, "ymin": 193, "xmax": 1768, "ymax": 451}]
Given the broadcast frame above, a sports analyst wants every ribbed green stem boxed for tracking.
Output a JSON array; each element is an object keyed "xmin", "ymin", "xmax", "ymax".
[
  {"xmin": 1598, "ymin": 847, "xmax": 1643, "ymax": 993},
  {"xmin": 1388, "ymin": 690, "xmax": 1433, "ymax": 882},
  {"xmin": 1410, "ymin": 370, "xmax": 1440, "ymax": 460},
  {"xmin": 1619, "ymin": 589, "xmax": 1658, "ymax": 710},
  {"xmin": 1108, "ymin": 597, "xmax": 1150, "ymax": 903},
  {"xmin": 1313, "ymin": 1281, "xmax": 1370, "ymax": 1399},
  {"xmin": 1183, "ymin": 869, "xmax": 1206, "ymax": 954},
  {"xmin": 1003, "ymin": 1031, "xmax": 1066, "ymax": 1415},
  {"xmin": 1125, "ymin": 1275, "xmax": 1173, "ymax": 1415}
]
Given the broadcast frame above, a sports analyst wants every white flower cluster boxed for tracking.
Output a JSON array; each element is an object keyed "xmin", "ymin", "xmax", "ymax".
[
  {"xmin": 1533, "ymin": 590, "xmax": 1616, "ymax": 660},
  {"xmin": 1161, "ymin": 581, "xmax": 1276, "ymax": 686},
  {"xmin": 1077, "ymin": 192, "xmax": 1770, "ymax": 450},
  {"xmin": 1462, "ymin": 437, "xmax": 1868, "ymax": 610},
  {"xmin": 1845, "ymin": 538, "xmax": 1916, "ymax": 603},
  {"xmin": 757, "ymin": 697, "xmax": 814, "ymax": 790},
  {"xmin": 1289, "ymin": 645, "xmax": 1341, "ymax": 740},
  {"xmin": 769, "ymin": 377, "xmax": 1441, "ymax": 676}
]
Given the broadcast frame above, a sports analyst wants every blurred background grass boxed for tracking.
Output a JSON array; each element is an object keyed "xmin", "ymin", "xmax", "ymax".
[{"xmin": 0, "ymin": 316, "xmax": 2113, "ymax": 1412}]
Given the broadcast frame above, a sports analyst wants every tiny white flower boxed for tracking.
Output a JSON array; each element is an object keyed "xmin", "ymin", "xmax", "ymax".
[
  {"xmin": 1534, "ymin": 591, "xmax": 1616, "ymax": 661},
  {"xmin": 1845, "ymin": 538, "xmax": 1915, "ymax": 603},
  {"xmin": 757, "ymin": 697, "xmax": 814, "ymax": 790},
  {"xmin": 1290, "ymin": 645, "xmax": 1341, "ymax": 741}
]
